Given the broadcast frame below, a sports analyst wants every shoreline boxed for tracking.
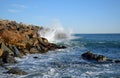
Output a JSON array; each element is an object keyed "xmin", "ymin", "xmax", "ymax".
[{"xmin": 0, "ymin": 19, "xmax": 66, "ymax": 75}]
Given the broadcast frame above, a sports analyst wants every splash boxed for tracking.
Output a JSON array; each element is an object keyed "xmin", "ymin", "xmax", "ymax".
[{"xmin": 39, "ymin": 21, "xmax": 73, "ymax": 43}]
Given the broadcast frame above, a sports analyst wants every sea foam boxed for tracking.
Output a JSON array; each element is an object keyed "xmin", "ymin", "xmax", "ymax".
[{"xmin": 39, "ymin": 23, "xmax": 73, "ymax": 43}]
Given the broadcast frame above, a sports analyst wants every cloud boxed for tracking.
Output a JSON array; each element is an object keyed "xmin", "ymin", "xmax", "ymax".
[
  {"xmin": 11, "ymin": 4, "xmax": 27, "ymax": 9},
  {"xmin": 8, "ymin": 4, "xmax": 27, "ymax": 13},
  {"xmin": 8, "ymin": 9, "xmax": 20, "ymax": 13}
]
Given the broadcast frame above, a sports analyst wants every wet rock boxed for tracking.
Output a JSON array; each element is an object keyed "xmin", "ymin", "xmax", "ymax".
[
  {"xmin": 0, "ymin": 19, "xmax": 67, "ymax": 61},
  {"xmin": 7, "ymin": 67, "xmax": 27, "ymax": 75},
  {"xmin": 12, "ymin": 45, "xmax": 22, "ymax": 57},
  {"xmin": 38, "ymin": 37, "xmax": 48, "ymax": 47},
  {"xmin": 81, "ymin": 51, "xmax": 107, "ymax": 62},
  {"xmin": 81, "ymin": 51, "xmax": 120, "ymax": 64},
  {"xmin": 115, "ymin": 60, "xmax": 120, "ymax": 63},
  {"xmin": 0, "ymin": 59, "xmax": 3, "ymax": 66},
  {"xmin": 47, "ymin": 43, "xmax": 58, "ymax": 50},
  {"xmin": 57, "ymin": 45, "xmax": 67, "ymax": 49},
  {"xmin": 1, "ymin": 51, "xmax": 16, "ymax": 63},
  {"xmin": 33, "ymin": 56, "xmax": 38, "ymax": 59},
  {"xmin": 0, "ymin": 42, "xmax": 16, "ymax": 63},
  {"xmin": 39, "ymin": 44, "xmax": 48, "ymax": 53}
]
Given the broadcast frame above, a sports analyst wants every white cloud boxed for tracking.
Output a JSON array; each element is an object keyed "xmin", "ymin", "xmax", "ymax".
[
  {"xmin": 11, "ymin": 4, "xmax": 27, "ymax": 9},
  {"xmin": 8, "ymin": 9, "xmax": 20, "ymax": 13},
  {"xmin": 8, "ymin": 4, "xmax": 27, "ymax": 13}
]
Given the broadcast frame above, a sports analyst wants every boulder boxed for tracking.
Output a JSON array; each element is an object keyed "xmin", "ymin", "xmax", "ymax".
[
  {"xmin": 115, "ymin": 60, "xmax": 120, "ymax": 63},
  {"xmin": 0, "ymin": 42, "xmax": 16, "ymax": 63},
  {"xmin": 30, "ymin": 47, "xmax": 39, "ymax": 54},
  {"xmin": 9, "ymin": 45, "xmax": 22, "ymax": 58},
  {"xmin": 1, "ymin": 42, "xmax": 14, "ymax": 56},
  {"xmin": 21, "ymin": 49, "xmax": 29, "ymax": 55},
  {"xmin": 38, "ymin": 44, "xmax": 48, "ymax": 53},
  {"xmin": 82, "ymin": 51, "xmax": 120, "ymax": 63},
  {"xmin": 81, "ymin": 51, "xmax": 107, "ymax": 62},
  {"xmin": 1, "ymin": 51, "xmax": 16, "ymax": 63},
  {"xmin": 57, "ymin": 45, "xmax": 67, "ymax": 49},
  {"xmin": 7, "ymin": 67, "xmax": 27, "ymax": 75},
  {"xmin": 0, "ymin": 29, "xmax": 25, "ymax": 45},
  {"xmin": 38, "ymin": 37, "xmax": 49, "ymax": 47}
]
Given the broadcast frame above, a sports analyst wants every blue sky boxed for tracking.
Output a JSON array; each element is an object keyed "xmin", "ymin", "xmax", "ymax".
[{"xmin": 0, "ymin": 0, "xmax": 120, "ymax": 33}]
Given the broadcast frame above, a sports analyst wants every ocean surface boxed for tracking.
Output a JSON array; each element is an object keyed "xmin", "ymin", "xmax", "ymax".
[{"xmin": 0, "ymin": 34, "xmax": 120, "ymax": 78}]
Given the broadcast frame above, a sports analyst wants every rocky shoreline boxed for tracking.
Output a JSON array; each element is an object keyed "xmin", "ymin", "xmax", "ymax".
[
  {"xmin": 0, "ymin": 19, "xmax": 120, "ymax": 76},
  {"xmin": 0, "ymin": 19, "xmax": 66, "ymax": 75}
]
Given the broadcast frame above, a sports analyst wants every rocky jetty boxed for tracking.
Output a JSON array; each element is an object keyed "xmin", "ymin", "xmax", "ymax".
[
  {"xmin": 82, "ymin": 51, "xmax": 120, "ymax": 63},
  {"xmin": 0, "ymin": 19, "xmax": 66, "ymax": 75}
]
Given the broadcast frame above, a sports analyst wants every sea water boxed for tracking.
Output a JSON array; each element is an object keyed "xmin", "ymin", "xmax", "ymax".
[{"xmin": 0, "ymin": 34, "xmax": 120, "ymax": 78}]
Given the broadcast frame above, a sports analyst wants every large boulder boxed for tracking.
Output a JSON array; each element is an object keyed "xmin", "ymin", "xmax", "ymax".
[
  {"xmin": 81, "ymin": 51, "xmax": 107, "ymax": 62},
  {"xmin": 81, "ymin": 51, "xmax": 120, "ymax": 63}
]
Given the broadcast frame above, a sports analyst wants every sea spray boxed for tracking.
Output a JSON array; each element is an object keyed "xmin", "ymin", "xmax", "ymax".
[{"xmin": 39, "ymin": 25, "xmax": 73, "ymax": 43}]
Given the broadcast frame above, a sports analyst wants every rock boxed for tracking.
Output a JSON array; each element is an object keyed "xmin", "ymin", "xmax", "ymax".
[
  {"xmin": 0, "ymin": 59, "xmax": 3, "ymax": 66},
  {"xmin": 81, "ymin": 51, "xmax": 107, "ymax": 62},
  {"xmin": 82, "ymin": 51, "xmax": 120, "ymax": 63},
  {"xmin": 115, "ymin": 60, "xmax": 120, "ymax": 63},
  {"xmin": 7, "ymin": 67, "xmax": 27, "ymax": 75},
  {"xmin": 1, "ymin": 42, "xmax": 14, "ymax": 56},
  {"xmin": 33, "ymin": 56, "xmax": 38, "ymax": 59},
  {"xmin": 96, "ymin": 55, "xmax": 107, "ymax": 62},
  {"xmin": 12, "ymin": 45, "xmax": 22, "ymax": 57},
  {"xmin": 30, "ymin": 47, "xmax": 39, "ymax": 53},
  {"xmin": 39, "ymin": 44, "xmax": 48, "ymax": 53},
  {"xmin": 0, "ymin": 29, "xmax": 25, "ymax": 45},
  {"xmin": 22, "ymin": 49, "xmax": 29, "ymax": 55},
  {"xmin": 57, "ymin": 45, "xmax": 67, "ymax": 49},
  {"xmin": 0, "ymin": 43, "xmax": 16, "ymax": 64},
  {"xmin": 14, "ymin": 42, "xmax": 26, "ymax": 49},
  {"xmin": 0, "ymin": 42, "xmax": 16, "ymax": 63},
  {"xmin": 47, "ymin": 43, "xmax": 58, "ymax": 50},
  {"xmin": 1, "ymin": 51, "xmax": 16, "ymax": 63},
  {"xmin": 0, "ymin": 48, "xmax": 3, "ymax": 57}
]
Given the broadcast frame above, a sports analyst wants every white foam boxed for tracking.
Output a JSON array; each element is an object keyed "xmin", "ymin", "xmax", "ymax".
[{"xmin": 39, "ymin": 21, "xmax": 74, "ymax": 43}]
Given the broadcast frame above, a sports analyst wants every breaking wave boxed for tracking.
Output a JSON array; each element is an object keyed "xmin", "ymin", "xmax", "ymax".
[{"xmin": 39, "ymin": 25, "xmax": 73, "ymax": 43}]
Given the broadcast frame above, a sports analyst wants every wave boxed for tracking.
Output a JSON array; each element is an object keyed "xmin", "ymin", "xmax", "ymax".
[{"xmin": 39, "ymin": 26, "xmax": 74, "ymax": 43}]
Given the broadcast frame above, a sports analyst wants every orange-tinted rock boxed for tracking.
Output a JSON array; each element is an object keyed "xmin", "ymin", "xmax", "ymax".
[
  {"xmin": 0, "ymin": 49, "xmax": 3, "ymax": 57},
  {"xmin": 0, "ymin": 29, "xmax": 25, "ymax": 45},
  {"xmin": 14, "ymin": 43, "xmax": 26, "ymax": 49}
]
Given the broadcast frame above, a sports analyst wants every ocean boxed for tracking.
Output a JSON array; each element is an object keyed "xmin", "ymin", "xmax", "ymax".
[{"xmin": 0, "ymin": 34, "xmax": 120, "ymax": 78}]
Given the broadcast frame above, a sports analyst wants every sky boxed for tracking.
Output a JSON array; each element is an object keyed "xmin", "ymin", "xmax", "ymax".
[{"xmin": 0, "ymin": 0, "xmax": 120, "ymax": 33}]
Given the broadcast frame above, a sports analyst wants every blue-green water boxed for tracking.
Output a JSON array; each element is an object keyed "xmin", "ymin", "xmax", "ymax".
[{"xmin": 0, "ymin": 34, "xmax": 120, "ymax": 78}]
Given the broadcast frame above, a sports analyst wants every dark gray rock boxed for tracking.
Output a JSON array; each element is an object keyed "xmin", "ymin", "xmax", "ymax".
[
  {"xmin": 1, "ymin": 42, "xmax": 14, "ymax": 55},
  {"xmin": 82, "ymin": 51, "xmax": 120, "ymax": 63},
  {"xmin": 1, "ymin": 51, "xmax": 16, "ymax": 63},
  {"xmin": 7, "ymin": 67, "xmax": 27, "ymax": 75},
  {"xmin": 81, "ymin": 51, "xmax": 107, "ymax": 62},
  {"xmin": 12, "ymin": 45, "xmax": 22, "ymax": 57}
]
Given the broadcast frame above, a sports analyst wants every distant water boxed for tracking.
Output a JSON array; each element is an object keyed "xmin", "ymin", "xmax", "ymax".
[{"xmin": 0, "ymin": 34, "xmax": 120, "ymax": 78}]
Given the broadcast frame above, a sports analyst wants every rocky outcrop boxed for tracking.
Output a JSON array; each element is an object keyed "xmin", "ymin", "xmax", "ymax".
[
  {"xmin": 82, "ymin": 51, "xmax": 120, "ymax": 63},
  {"xmin": 82, "ymin": 51, "xmax": 107, "ymax": 62},
  {"xmin": 0, "ymin": 19, "xmax": 66, "ymax": 75}
]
